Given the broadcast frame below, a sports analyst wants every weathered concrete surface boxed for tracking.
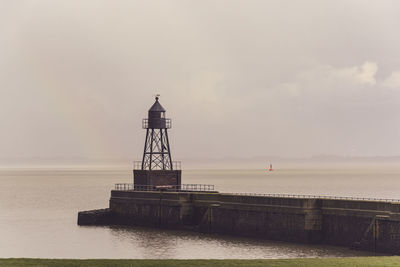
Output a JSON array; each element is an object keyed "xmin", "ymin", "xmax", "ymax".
[
  {"xmin": 78, "ymin": 191, "xmax": 400, "ymax": 255},
  {"xmin": 78, "ymin": 208, "xmax": 114, "ymax": 225}
]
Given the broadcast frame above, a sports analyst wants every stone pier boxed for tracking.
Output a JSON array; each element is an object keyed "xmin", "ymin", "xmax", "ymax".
[{"xmin": 78, "ymin": 190, "xmax": 400, "ymax": 255}]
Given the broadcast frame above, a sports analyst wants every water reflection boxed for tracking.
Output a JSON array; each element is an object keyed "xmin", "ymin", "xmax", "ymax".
[
  {"xmin": 110, "ymin": 226, "xmax": 179, "ymax": 258},
  {"xmin": 108, "ymin": 225, "xmax": 379, "ymax": 259}
]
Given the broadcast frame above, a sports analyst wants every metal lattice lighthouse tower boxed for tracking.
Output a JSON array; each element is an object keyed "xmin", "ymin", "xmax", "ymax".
[
  {"xmin": 134, "ymin": 96, "xmax": 181, "ymax": 188},
  {"xmin": 142, "ymin": 96, "xmax": 172, "ymax": 170}
]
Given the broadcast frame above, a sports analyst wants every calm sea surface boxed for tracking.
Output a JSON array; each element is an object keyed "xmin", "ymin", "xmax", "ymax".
[{"xmin": 1, "ymin": 167, "xmax": 399, "ymax": 259}]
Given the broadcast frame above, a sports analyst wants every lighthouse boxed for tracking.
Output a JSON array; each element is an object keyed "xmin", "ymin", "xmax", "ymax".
[{"xmin": 133, "ymin": 96, "xmax": 181, "ymax": 188}]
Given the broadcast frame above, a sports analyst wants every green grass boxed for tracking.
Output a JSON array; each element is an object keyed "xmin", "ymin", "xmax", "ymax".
[{"xmin": 1, "ymin": 257, "xmax": 400, "ymax": 267}]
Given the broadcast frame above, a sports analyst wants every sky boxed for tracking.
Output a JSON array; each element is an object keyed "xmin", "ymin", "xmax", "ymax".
[{"xmin": 1, "ymin": 0, "xmax": 400, "ymax": 163}]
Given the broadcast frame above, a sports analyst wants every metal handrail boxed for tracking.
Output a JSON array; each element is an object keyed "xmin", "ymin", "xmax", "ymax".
[
  {"xmin": 142, "ymin": 118, "xmax": 171, "ymax": 129},
  {"xmin": 114, "ymin": 183, "xmax": 215, "ymax": 192},
  {"xmin": 172, "ymin": 161, "xmax": 181, "ymax": 170},
  {"xmin": 133, "ymin": 161, "xmax": 181, "ymax": 170},
  {"xmin": 113, "ymin": 184, "xmax": 400, "ymax": 202},
  {"xmin": 228, "ymin": 192, "xmax": 400, "ymax": 203},
  {"xmin": 133, "ymin": 161, "xmax": 142, "ymax": 170}
]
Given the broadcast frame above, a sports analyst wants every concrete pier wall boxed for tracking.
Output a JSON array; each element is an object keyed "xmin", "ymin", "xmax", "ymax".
[{"xmin": 78, "ymin": 190, "xmax": 400, "ymax": 254}]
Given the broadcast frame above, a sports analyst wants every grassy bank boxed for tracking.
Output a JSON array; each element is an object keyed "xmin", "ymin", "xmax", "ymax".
[{"xmin": 1, "ymin": 257, "xmax": 400, "ymax": 267}]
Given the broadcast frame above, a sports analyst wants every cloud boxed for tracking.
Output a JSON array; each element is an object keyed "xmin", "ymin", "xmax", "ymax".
[
  {"xmin": 266, "ymin": 61, "xmax": 379, "ymax": 101},
  {"xmin": 232, "ymin": 60, "xmax": 400, "ymax": 157},
  {"xmin": 382, "ymin": 71, "xmax": 400, "ymax": 88},
  {"xmin": 324, "ymin": 61, "xmax": 378, "ymax": 86}
]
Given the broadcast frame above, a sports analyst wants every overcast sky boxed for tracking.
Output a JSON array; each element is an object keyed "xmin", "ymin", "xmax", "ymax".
[{"xmin": 1, "ymin": 0, "xmax": 400, "ymax": 162}]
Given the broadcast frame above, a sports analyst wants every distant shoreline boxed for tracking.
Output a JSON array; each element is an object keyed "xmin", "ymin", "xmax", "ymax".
[{"xmin": 2, "ymin": 155, "xmax": 400, "ymax": 170}]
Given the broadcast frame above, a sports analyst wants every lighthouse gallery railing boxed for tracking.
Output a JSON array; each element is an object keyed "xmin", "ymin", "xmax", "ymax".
[{"xmin": 133, "ymin": 161, "xmax": 181, "ymax": 170}]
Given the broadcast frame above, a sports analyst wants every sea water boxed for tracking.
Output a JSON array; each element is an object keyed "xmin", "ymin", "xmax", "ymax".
[{"xmin": 1, "ymin": 167, "xmax": 398, "ymax": 259}]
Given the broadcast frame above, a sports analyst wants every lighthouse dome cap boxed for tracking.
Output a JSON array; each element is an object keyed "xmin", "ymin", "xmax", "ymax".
[{"xmin": 148, "ymin": 96, "xmax": 166, "ymax": 112}]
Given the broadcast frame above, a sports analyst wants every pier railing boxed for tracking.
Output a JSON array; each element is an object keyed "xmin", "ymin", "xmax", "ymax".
[
  {"xmin": 113, "ymin": 186, "xmax": 399, "ymax": 202},
  {"xmin": 114, "ymin": 183, "xmax": 215, "ymax": 192},
  {"xmin": 229, "ymin": 193, "xmax": 400, "ymax": 203}
]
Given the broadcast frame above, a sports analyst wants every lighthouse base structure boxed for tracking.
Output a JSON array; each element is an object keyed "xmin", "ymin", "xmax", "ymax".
[{"xmin": 133, "ymin": 170, "xmax": 181, "ymax": 188}]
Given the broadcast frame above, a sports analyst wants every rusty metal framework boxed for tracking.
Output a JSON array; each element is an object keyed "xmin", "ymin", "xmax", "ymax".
[{"xmin": 141, "ymin": 128, "xmax": 173, "ymax": 170}]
